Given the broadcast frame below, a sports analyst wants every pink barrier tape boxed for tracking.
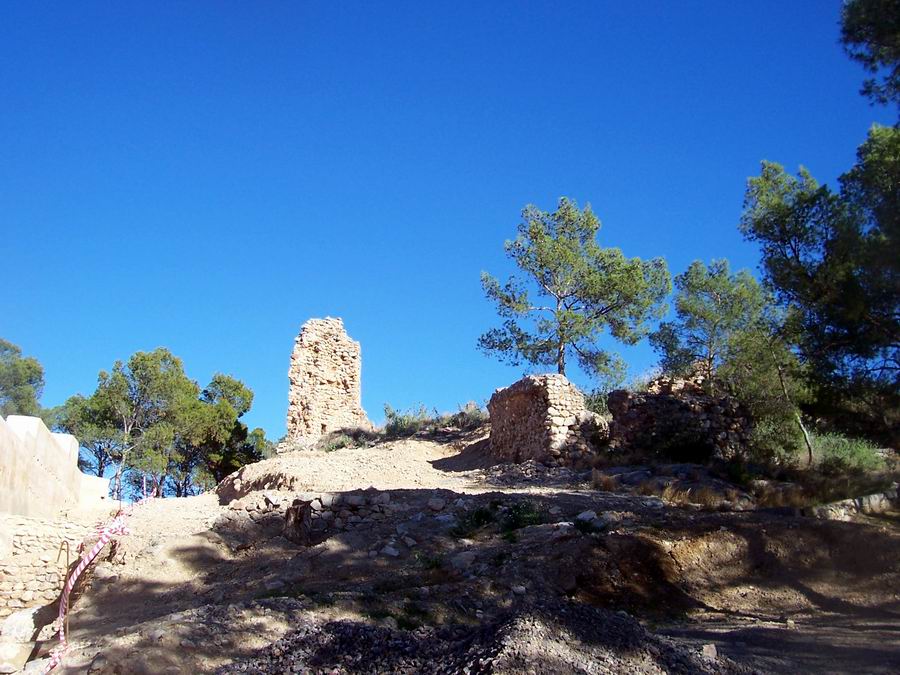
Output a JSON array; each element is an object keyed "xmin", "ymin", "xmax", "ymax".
[{"xmin": 42, "ymin": 498, "xmax": 151, "ymax": 673}]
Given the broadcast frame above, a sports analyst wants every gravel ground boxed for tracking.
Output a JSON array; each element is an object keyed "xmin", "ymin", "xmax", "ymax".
[{"xmin": 221, "ymin": 600, "xmax": 749, "ymax": 675}]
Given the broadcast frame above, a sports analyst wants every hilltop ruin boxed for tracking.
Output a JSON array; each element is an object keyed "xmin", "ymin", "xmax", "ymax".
[{"xmin": 285, "ymin": 318, "xmax": 371, "ymax": 445}]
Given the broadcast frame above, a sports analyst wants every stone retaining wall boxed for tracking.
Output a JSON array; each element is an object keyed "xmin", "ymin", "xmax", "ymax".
[
  {"xmin": 218, "ymin": 489, "xmax": 397, "ymax": 536},
  {"xmin": 803, "ymin": 488, "xmax": 899, "ymax": 522},
  {"xmin": 0, "ymin": 515, "xmax": 94, "ymax": 618}
]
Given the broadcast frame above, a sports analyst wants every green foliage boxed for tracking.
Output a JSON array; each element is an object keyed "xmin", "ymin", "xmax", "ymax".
[
  {"xmin": 649, "ymin": 260, "xmax": 766, "ymax": 389},
  {"xmin": 383, "ymin": 403, "xmax": 432, "ymax": 438},
  {"xmin": 500, "ymin": 501, "xmax": 543, "ymax": 531},
  {"xmin": 63, "ymin": 348, "xmax": 268, "ymax": 498},
  {"xmin": 382, "ymin": 402, "xmax": 488, "ymax": 439},
  {"xmin": 450, "ymin": 507, "xmax": 496, "ymax": 538},
  {"xmin": 717, "ymin": 326, "xmax": 808, "ymax": 463},
  {"xmin": 841, "ymin": 0, "xmax": 900, "ymax": 109},
  {"xmin": 448, "ymin": 401, "xmax": 489, "ymax": 431},
  {"xmin": 583, "ymin": 389, "xmax": 610, "ymax": 416},
  {"xmin": 320, "ymin": 433, "xmax": 354, "ymax": 452},
  {"xmin": 414, "ymin": 551, "xmax": 445, "ymax": 570},
  {"xmin": 583, "ymin": 367, "xmax": 625, "ymax": 416},
  {"xmin": 813, "ymin": 432, "xmax": 886, "ymax": 475},
  {"xmin": 648, "ymin": 259, "xmax": 808, "ymax": 463},
  {"xmin": 479, "ymin": 197, "xmax": 670, "ymax": 378},
  {"xmin": 57, "ymin": 393, "xmax": 124, "ymax": 479},
  {"xmin": 0, "ymin": 338, "xmax": 45, "ymax": 417},
  {"xmin": 740, "ymin": 126, "xmax": 900, "ymax": 444}
]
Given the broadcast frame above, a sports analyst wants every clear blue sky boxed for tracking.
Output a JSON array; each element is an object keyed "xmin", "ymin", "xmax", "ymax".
[{"xmin": 1, "ymin": 1, "xmax": 892, "ymax": 439}]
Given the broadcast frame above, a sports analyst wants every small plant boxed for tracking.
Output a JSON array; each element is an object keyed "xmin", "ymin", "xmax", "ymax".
[
  {"xmin": 584, "ymin": 389, "xmax": 611, "ymax": 417},
  {"xmin": 573, "ymin": 518, "xmax": 600, "ymax": 534},
  {"xmin": 383, "ymin": 403, "xmax": 433, "ymax": 438},
  {"xmin": 450, "ymin": 507, "xmax": 496, "ymax": 538},
  {"xmin": 690, "ymin": 486, "xmax": 724, "ymax": 508},
  {"xmin": 451, "ymin": 401, "xmax": 489, "ymax": 430},
  {"xmin": 591, "ymin": 469, "xmax": 618, "ymax": 492},
  {"xmin": 414, "ymin": 551, "xmax": 445, "ymax": 570},
  {"xmin": 501, "ymin": 501, "xmax": 543, "ymax": 531},
  {"xmin": 723, "ymin": 459, "xmax": 754, "ymax": 487},
  {"xmin": 321, "ymin": 433, "xmax": 353, "ymax": 452}
]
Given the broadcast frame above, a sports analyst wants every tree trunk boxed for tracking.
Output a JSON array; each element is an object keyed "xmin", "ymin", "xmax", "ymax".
[
  {"xmin": 774, "ymin": 360, "xmax": 814, "ymax": 466},
  {"xmin": 557, "ymin": 342, "xmax": 566, "ymax": 376},
  {"xmin": 284, "ymin": 499, "xmax": 313, "ymax": 545}
]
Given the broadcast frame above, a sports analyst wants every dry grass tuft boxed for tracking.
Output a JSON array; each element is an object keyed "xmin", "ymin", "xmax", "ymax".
[
  {"xmin": 591, "ymin": 470, "xmax": 619, "ymax": 492},
  {"xmin": 636, "ymin": 480, "xmax": 725, "ymax": 509},
  {"xmin": 753, "ymin": 483, "xmax": 809, "ymax": 508}
]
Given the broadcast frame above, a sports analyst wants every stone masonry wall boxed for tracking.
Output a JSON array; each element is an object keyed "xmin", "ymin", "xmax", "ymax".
[
  {"xmin": 487, "ymin": 374, "xmax": 607, "ymax": 467},
  {"xmin": 286, "ymin": 318, "xmax": 371, "ymax": 445},
  {"xmin": 0, "ymin": 515, "xmax": 94, "ymax": 618},
  {"xmin": 219, "ymin": 489, "xmax": 397, "ymax": 537},
  {"xmin": 607, "ymin": 376, "xmax": 751, "ymax": 461}
]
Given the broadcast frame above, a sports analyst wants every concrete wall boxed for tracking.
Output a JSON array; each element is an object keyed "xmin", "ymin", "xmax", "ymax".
[{"xmin": 0, "ymin": 415, "xmax": 109, "ymax": 519}]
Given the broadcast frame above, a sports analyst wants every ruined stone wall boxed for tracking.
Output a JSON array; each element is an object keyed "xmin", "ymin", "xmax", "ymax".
[
  {"xmin": 607, "ymin": 377, "xmax": 751, "ymax": 461},
  {"xmin": 218, "ymin": 489, "xmax": 396, "ymax": 537},
  {"xmin": 0, "ymin": 514, "xmax": 94, "ymax": 618},
  {"xmin": 487, "ymin": 374, "xmax": 606, "ymax": 467},
  {"xmin": 0, "ymin": 415, "xmax": 109, "ymax": 519},
  {"xmin": 286, "ymin": 318, "xmax": 371, "ymax": 445}
]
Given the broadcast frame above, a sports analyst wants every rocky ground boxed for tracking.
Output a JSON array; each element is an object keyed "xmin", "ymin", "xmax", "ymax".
[{"xmin": 12, "ymin": 429, "xmax": 900, "ymax": 674}]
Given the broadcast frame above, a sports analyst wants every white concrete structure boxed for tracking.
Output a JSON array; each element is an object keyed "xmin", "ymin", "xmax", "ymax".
[{"xmin": 0, "ymin": 415, "xmax": 109, "ymax": 519}]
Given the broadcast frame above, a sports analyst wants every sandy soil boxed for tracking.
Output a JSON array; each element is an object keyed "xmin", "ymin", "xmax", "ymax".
[{"xmin": 27, "ymin": 432, "xmax": 899, "ymax": 674}]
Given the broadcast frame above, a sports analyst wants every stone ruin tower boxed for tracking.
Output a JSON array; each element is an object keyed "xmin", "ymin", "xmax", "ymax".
[
  {"xmin": 487, "ymin": 374, "xmax": 607, "ymax": 467},
  {"xmin": 286, "ymin": 318, "xmax": 371, "ymax": 444}
]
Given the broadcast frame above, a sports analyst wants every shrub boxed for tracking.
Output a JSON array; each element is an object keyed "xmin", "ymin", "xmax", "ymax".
[
  {"xmin": 382, "ymin": 402, "xmax": 488, "ymax": 439},
  {"xmin": 501, "ymin": 501, "xmax": 543, "ymax": 531},
  {"xmin": 744, "ymin": 417, "xmax": 800, "ymax": 466},
  {"xmin": 813, "ymin": 433, "xmax": 885, "ymax": 475},
  {"xmin": 591, "ymin": 470, "xmax": 618, "ymax": 491},
  {"xmin": 321, "ymin": 433, "xmax": 353, "ymax": 452},
  {"xmin": 383, "ymin": 404, "xmax": 432, "ymax": 438},
  {"xmin": 313, "ymin": 428, "xmax": 378, "ymax": 451},
  {"xmin": 450, "ymin": 401, "xmax": 489, "ymax": 431},
  {"xmin": 450, "ymin": 507, "xmax": 496, "ymax": 538},
  {"xmin": 584, "ymin": 390, "xmax": 611, "ymax": 417}
]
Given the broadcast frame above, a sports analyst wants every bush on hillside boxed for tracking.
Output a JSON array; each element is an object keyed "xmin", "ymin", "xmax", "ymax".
[{"xmin": 813, "ymin": 432, "xmax": 885, "ymax": 475}]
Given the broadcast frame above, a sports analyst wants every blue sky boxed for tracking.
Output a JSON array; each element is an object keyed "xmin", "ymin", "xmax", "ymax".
[{"xmin": 1, "ymin": 1, "xmax": 893, "ymax": 439}]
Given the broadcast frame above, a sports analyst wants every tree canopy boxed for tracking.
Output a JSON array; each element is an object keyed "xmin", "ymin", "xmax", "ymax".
[
  {"xmin": 59, "ymin": 348, "xmax": 270, "ymax": 499},
  {"xmin": 0, "ymin": 338, "xmax": 45, "ymax": 418},
  {"xmin": 740, "ymin": 125, "xmax": 900, "ymax": 443},
  {"xmin": 479, "ymin": 198, "xmax": 671, "ymax": 384},
  {"xmin": 841, "ymin": 0, "xmax": 900, "ymax": 110},
  {"xmin": 649, "ymin": 260, "xmax": 766, "ymax": 388}
]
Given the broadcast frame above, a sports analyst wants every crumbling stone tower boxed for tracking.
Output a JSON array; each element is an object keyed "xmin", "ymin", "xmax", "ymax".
[
  {"xmin": 487, "ymin": 374, "xmax": 607, "ymax": 466},
  {"xmin": 286, "ymin": 318, "xmax": 371, "ymax": 444}
]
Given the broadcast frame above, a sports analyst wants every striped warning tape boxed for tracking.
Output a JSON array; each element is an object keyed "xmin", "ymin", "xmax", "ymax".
[{"xmin": 43, "ymin": 498, "xmax": 150, "ymax": 673}]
